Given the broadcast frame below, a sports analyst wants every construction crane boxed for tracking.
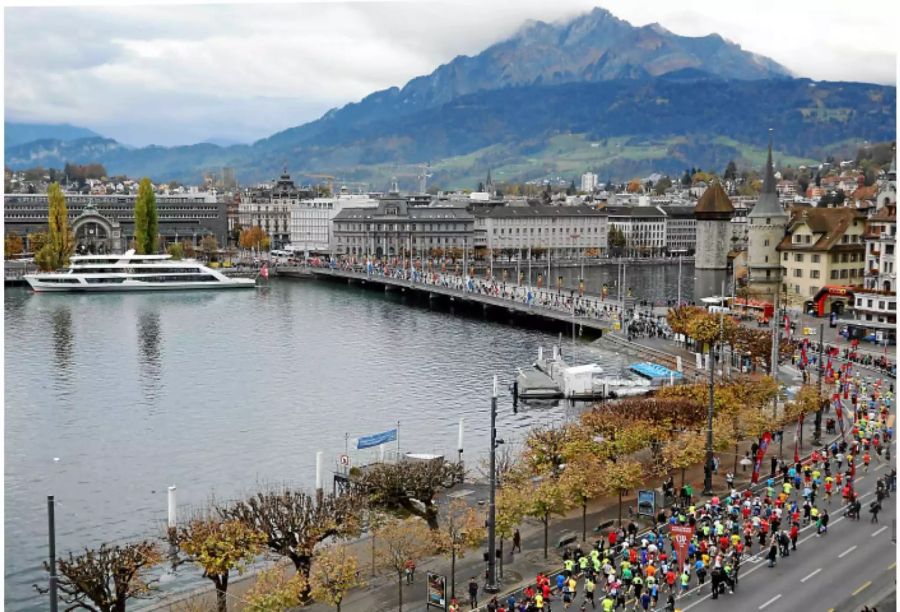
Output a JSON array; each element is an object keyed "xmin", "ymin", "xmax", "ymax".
[
  {"xmin": 390, "ymin": 163, "xmax": 433, "ymax": 194},
  {"xmin": 337, "ymin": 181, "xmax": 371, "ymax": 195},
  {"xmin": 304, "ymin": 173, "xmax": 336, "ymax": 195}
]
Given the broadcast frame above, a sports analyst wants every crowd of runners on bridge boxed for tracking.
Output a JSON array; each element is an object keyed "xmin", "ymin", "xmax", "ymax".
[
  {"xmin": 450, "ymin": 362, "xmax": 895, "ymax": 612},
  {"xmin": 314, "ymin": 260, "xmax": 899, "ymax": 374}
]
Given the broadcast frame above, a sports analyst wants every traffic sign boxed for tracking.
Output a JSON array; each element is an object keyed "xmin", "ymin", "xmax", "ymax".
[{"xmin": 339, "ymin": 454, "xmax": 350, "ymax": 466}]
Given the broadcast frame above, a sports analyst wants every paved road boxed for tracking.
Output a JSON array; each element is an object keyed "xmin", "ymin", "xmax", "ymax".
[{"xmin": 677, "ymin": 458, "xmax": 895, "ymax": 612}]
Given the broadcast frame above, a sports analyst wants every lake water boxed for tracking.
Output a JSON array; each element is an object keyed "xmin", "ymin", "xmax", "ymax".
[{"xmin": 4, "ymin": 262, "xmax": 699, "ymax": 609}]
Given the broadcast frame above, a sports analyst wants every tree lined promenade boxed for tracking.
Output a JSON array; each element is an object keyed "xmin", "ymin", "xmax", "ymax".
[{"xmin": 41, "ymin": 368, "xmax": 829, "ymax": 611}]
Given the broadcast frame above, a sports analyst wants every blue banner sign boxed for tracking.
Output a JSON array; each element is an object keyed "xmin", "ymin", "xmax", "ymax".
[{"xmin": 357, "ymin": 428, "xmax": 398, "ymax": 449}]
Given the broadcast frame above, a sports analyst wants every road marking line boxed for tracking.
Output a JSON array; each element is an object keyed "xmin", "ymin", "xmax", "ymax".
[
  {"xmin": 838, "ymin": 545, "xmax": 858, "ymax": 558},
  {"xmin": 852, "ymin": 580, "xmax": 872, "ymax": 596},
  {"xmin": 857, "ymin": 476, "xmax": 866, "ymax": 482},
  {"xmin": 758, "ymin": 594, "xmax": 782, "ymax": 609},
  {"xmin": 801, "ymin": 568, "xmax": 822, "ymax": 582},
  {"xmin": 872, "ymin": 526, "xmax": 888, "ymax": 537},
  {"xmin": 890, "ymin": 562, "xmax": 897, "ymax": 570},
  {"xmin": 677, "ymin": 490, "xmax": 876, "ymax": 610}
]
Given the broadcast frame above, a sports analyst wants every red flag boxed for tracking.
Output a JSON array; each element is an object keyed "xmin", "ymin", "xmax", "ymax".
[
  {"xmin": 784, "ymin": 315, "xmax": 791, "ymax": 335},
  {"xmin": 260, "ymin": 264, "xmax": 269, "ymax": 279},
  {"xmin": 670, "ymin": 525, "xmax": 695, "ymax": 570}
]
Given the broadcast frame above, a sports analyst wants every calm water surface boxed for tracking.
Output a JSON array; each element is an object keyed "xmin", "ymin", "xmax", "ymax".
[{"xmin": 4, "ymin": 263, "xmax": 706, "ymax": 609}]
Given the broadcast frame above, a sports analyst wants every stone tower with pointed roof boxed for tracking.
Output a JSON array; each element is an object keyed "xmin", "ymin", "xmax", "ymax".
[
  {"xmin": 875, "ymin": 153, "xmax": 896, "ymax": 209},
  {"xmin": 747, "ymin": 135, "xmax": 789, "ymax": 295},
  {"xmin": 693, "ymin": 180, "xmax": 734, "ymax": 269}
]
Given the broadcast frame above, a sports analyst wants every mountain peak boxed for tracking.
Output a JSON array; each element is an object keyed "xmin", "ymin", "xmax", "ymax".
[
  {"xmin": 390, "ymin": 6, "xmax": 789, "ymax": 110},
  {"xmin": 643, "ymin": 22, "xmax": 672, "ymax": 35}
]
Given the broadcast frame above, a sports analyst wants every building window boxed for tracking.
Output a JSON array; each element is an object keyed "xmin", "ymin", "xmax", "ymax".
[
  {"xmin": 810, "ymin": 270, "xmax": 820, "ymax": 279},
  {"xmin": 783, "ymin": 252, "xmax": 788, "ymax": 261},
  {"xmin": 831, "ymin": 270, "xmax": 839, "ymax": 279},
  {"xmin": 795, "ymin": 254, "xmax": 803, "ymax": 262},
  {"xmin": 764, "ymin": 239, "xmax": 769, "ymax": 247},
  {"xmin": 793, "ymin": 269, "xmax": 802, "ymax": 278},
  {"xmin": 812, "ymin": 254, "xmax": 820, "ymax": 263}
]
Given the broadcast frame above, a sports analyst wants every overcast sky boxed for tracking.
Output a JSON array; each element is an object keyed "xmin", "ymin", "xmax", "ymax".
[{"xmin": 5, "ymin": 0, "xmax": 898, "ymax": 147}]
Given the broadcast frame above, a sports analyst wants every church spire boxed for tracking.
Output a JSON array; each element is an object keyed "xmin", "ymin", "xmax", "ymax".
[
  {"xmin": 747, "ymin": 128, "xmax": 787, "ymax": 219},
  {"xmin": 762, "ymin": 128, "xmax": 776, "ymax": 194}
]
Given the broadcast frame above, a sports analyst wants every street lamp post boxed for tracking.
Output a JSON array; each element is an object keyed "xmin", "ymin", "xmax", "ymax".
[
  {"xmin": 814, "ymin": 322, "xmax": 825, "ymax": 443},
  {"xmin": 485, "ymin": 375, "xmax": 502, "ymax": 593},
  {"xmin": 677, "ymin": 254, "xmax": 682, "ymax": 307},
  {"xmin": 703, "ymin": 340, "xmax": 715, "ymax": 496},
  {"xmin": 48, "ymin": 495, "xmax": 58, "ymax": 612},
  {"xmin": 770, "ymin": 286, "xmax": 781, "ymax": 419},
  {"xmin": 527, "ymin": 246, "xmax": 532, "ymax": 287}
]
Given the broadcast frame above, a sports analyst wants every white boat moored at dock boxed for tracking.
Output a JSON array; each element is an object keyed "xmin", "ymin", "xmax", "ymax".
[{"xmin": 24, "ymin": 250, "xmax": 257, "ymax": 292}]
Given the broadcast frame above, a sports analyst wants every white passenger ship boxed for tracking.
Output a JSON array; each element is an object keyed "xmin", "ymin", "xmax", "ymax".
[{"xmin": 24, "ymin": 250, "xmax": 257, "ymax": 292}]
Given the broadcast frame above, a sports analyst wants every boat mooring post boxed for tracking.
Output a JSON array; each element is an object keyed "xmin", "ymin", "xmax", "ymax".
[
  {"xmin": 457, "ymin": 418, "xmax": 464, "ymax": 475},
  {"xmin": 315, "ymin": 451, "xmax": 324, "ymax": 501},
  {"xmin": 167, "ymin": 486, "xmax": 177, "ymax": 531},
  {"xmin": 166, "ymin": 486, "xmax": 178, "ymax": 561}
]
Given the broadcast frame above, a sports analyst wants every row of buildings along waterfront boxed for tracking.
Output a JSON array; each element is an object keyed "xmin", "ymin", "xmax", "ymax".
[
  {"xmin": 4, "ymin": 189, "xmax": 226, "ymax": 254},
  {"xmin": 4, "ymin": 146, "xmax": 895, "ymax": 335}
]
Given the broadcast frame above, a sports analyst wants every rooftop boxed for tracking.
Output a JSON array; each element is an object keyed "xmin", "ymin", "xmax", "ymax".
[
  {"xmin": 776, "ymin": 207, "xmax": 865, "ymax": 252},
  {"xmin": 693, "ymin": 181, "xmax": 734, "ymax": 218},
  {"xmin": 603, "ymin": 205, "xmax": 666, "ymax": 218},
  {"xmin": 472, "ymin": 204, "xmax": 606, "ymax": 218}
]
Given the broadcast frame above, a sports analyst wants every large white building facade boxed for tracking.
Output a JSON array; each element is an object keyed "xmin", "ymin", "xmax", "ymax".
[
  {"xmin": 473, "ymin": 205, "xmax": 608, "ymax": 258},
  {"xmin": 332, "ymin": 195, "xmax": 473, "ymax": 258},
  {"xmin": 605, "ymin": 205, "xmax": 667, "ymax": 256},
  {"xmin": 240, "ymin": 170, "xmax": 309, "ymax": 249},
  {"xmin": 662, "ymin": 206, "xmax": 697, "ymax": 254},
  {"xmin": 289, "ymin": 192, "xmax": 378, "ymax": 255}
]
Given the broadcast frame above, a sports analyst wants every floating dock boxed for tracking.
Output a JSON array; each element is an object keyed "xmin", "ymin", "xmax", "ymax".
[{"xmin": 516, "ymin": 345, "xmax": 652, "ymax": 401}]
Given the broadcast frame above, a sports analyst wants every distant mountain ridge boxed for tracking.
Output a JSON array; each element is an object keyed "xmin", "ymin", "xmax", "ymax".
[
  {"xmin": 257, "ymin": 7, "xmax": 790, "ymax": 150},
  {"xmin": 4, "ymin": 121, "xmax": 102, "ymax": 147},
  {"xmin": 4, "ymin": 7, "xmax": 893, "ymax": 188}
]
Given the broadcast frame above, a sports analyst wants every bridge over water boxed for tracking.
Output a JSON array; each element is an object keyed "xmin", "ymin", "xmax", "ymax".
[{"xmin": 276, "ymin": 265, "xmax": 637, "ymax": 336}]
